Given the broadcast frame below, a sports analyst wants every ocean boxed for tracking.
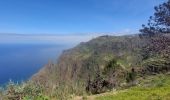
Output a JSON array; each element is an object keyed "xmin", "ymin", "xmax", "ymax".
[{"xmin": 0, "ymin": 43, "xmax": 71, "ymax": 85}]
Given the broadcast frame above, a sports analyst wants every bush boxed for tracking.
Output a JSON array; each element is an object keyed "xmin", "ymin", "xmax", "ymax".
[
  {"xmin": 126, "ymin": 68, "xmax": 137, "ymax": 85},
  {"xmin": 0, "ymin": 81, "xmax": 49, "ymax": 100}
]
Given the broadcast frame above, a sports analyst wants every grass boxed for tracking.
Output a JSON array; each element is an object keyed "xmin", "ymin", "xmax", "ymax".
[
  {"xmin": 96, "ymin": 86, "xmax": 170, "ymax": 100},
  {"xmin": 95, "ymin": 74, "xmax": 170, "ymax": 100}
]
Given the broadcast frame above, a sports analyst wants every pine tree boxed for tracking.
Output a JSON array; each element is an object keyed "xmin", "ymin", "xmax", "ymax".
[{"xmin": 140, "ymin": 0, "xmax": 170, "ymax": 37}]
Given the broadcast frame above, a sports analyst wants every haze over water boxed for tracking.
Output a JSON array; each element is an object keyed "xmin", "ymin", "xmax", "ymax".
[{"xmin": 0, "ymin": 43, "xmax": 70, "ymax": 85}]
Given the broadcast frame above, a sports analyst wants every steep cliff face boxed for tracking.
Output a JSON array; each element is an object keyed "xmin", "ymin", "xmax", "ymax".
[
  {"xmin": 32, "ymin": 35, "xmax": 143, "ymax": 86},
  {"xmin": 32, "ymin": 34, "xmax": 170, "ymax": 91},
  {"xmin": 30, "ymin": 35, "xmax": 170, "ymax": 98}
]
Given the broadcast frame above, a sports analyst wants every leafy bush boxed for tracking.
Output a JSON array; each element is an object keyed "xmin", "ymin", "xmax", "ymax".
[
  {"xmin": 126, "ymin": 68, "xmax": 137, "ymax": 83},
  {"xmin": 104, "ymin": 59, "xmax": 118, "ymax": 73},
  {"xmin": 0, "ymin": 81, "xmax": 49, "ymax": 100}
]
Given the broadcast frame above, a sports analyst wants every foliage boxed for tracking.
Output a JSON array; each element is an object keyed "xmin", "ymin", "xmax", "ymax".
[
  {"xmin": 140, "ymin": 0, "xmax": 170, "ymax": 36},
  {"xmin": 103, "ymin": 59, "xmax": 119, "ymax": 73},
  {"xmin": 0, "ymin": 34, "xmax": 169, "ymax": 99},
  {"xmin": 23, "ymin": 95, "xmax": 49, "ymax": 100},
  {"xmin": 126, "ymin": 68, "xmax": 137, "ymax": 83},
  {"xmin": 96, "ymin": 75, "xmax": 170, "ymax": 100},
  {"xmin": 86, "ymin": 73, "xmax": 111, "ymax": 94},
  {"xmin": 0, "ymin": 81, "xmax": 49, "ymax": 100}
]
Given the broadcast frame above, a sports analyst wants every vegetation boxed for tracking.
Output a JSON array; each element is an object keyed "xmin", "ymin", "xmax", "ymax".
[
  {"xmin": 96, "ymin": 74, "xmax": 170, "ymax": 100},
  {"xmin": 140, "ymin": 0, "xmax": 170, "ymax": 36},
  {"xmin": 25, "ymin": 32, "xmax": 169, "ymax": 99},
  {"xmin": 1, "ymin": 34, "xmax": 168, "ymax": 99},
  {"xmin": 0, "ymin": 81, "xmax": 49, "ymax": 100},
  {"xmin": 0, "ymin": 0, "xmax": 170, "ymax": 100}
]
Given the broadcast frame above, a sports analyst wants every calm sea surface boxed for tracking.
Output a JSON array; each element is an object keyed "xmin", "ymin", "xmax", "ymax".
[{"xmin": 0, "ymin": 43, "xmax": 71, "ymax": 85}]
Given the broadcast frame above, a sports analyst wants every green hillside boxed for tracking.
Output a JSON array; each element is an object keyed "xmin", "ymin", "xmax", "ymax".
[
  {"xmin": 31, "ymin": 34, "xmax": 169, "ymax": 99},
  {"xmin": 0, "ymin": 33, "xmax": 169, "ymax": 100},
  {"xmin": 0, "ymin": 0, "xmax": 170, "ymax": 99}
]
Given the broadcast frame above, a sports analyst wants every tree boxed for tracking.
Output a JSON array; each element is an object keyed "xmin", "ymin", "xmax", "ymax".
[{"xmin": 140, "ymin": 0, "xmax": 170, "ymax": 37}]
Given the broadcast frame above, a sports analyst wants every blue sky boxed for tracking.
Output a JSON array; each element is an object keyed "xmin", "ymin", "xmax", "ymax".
[
  {"xmin": 0, "ymin": 0, "xmax": 167, "ymax": 44},
  {"xmin": 0, "ymin": 0, "xmax": 166, "ymax": 35}
]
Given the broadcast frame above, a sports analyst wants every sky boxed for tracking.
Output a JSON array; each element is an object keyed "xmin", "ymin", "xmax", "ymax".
[{"xmin": 0, "ymin": 0, "xmax": 167, "ymax": 43}]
